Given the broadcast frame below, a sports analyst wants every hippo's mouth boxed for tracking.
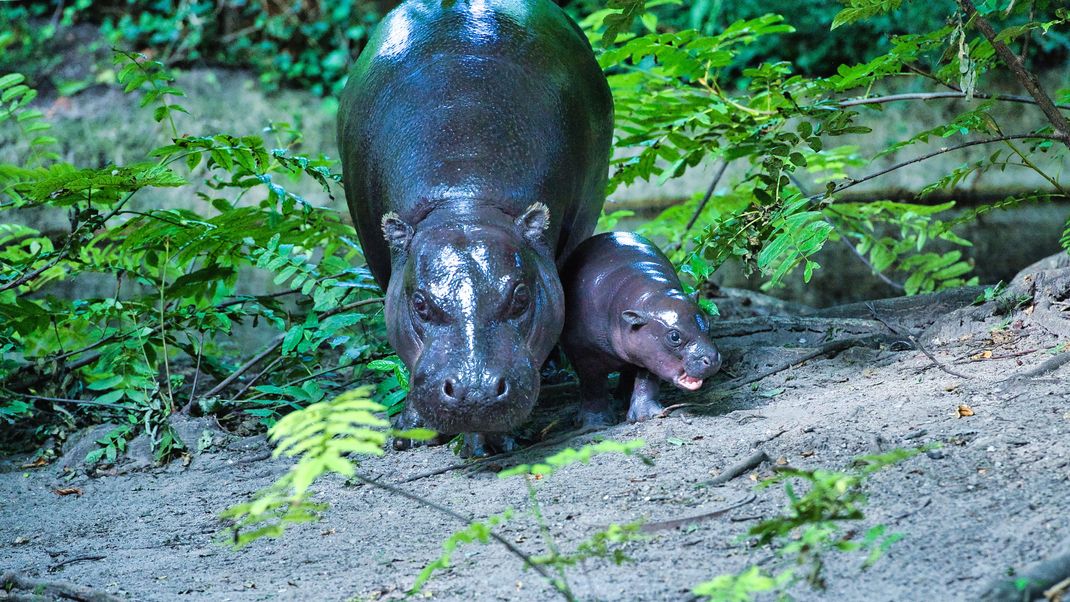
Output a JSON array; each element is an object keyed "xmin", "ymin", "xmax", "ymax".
[{"xmin": 674, "ymin": 371, "xmax": 703, "ymax": 391}]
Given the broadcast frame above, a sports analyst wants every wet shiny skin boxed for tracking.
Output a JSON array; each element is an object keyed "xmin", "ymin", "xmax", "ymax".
[
  {"xmin": 337, "ymin": 0, "xmax": 612, "ymax": 444},
  {"xmin": 560, "ymin": 233, "xmax": 723, "ymax": 426}
]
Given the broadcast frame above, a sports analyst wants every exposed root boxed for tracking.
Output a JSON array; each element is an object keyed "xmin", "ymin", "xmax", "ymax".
[
  {"xmin": 978, "ymin": 536, "xmax": 1070, "ymax": 601},
  {"xmin": 0, "ymin": 571, "xmax": 121, "ymax": 602}
]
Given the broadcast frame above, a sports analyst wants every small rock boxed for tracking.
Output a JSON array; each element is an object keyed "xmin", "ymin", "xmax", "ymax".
[{"xmin": 926, "ymin": 449, "xmax": 947, "ymax": 460}]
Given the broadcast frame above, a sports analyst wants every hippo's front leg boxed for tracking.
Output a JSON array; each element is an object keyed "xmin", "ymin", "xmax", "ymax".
[
  {"xmin": 391, "ymin": 403, "xmax": 449, "ymax": 450},
  {"xmin": 626, "ymin": 369, "xmax": 663, "ymax": 422},
  {"xmin": 460, "ymin": 432, "xmax": 520, "ymax": 458}
]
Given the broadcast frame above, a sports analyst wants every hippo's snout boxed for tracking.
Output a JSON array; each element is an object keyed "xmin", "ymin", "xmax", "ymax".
[
  {"xmin": 687, "ymin": 351, "xmax": 722, "ymax": 377},
  {"xmin": 410, "ymin": 360, "xmax": 538, "ymax": 434},
  {"xmin": 440, "ymin": 372, "xmax": 510, "ymax": 405}
]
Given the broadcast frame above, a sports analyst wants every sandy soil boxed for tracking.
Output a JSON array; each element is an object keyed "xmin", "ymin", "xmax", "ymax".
[{"xmin": 2, "ymin": 257, "xmax": 1069, "ymax": 602}]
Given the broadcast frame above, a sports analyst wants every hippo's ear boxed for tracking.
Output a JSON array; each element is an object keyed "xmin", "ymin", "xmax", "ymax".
[
  {"xmin": 621, "ymin": 310, "xmax": 649, "ymax": 330},
  {"xmin": 381, "ymin": 212, "xmax": 414, "ymax": 253},
  {"xmin": 515, "ymin": 203, "xmax": 551, "ymax": 244}
]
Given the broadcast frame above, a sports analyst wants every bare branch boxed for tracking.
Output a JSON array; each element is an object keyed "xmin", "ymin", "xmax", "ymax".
[
  {"xmin": 955, "ymin": 0, "xmax": 1070, "ymax": 146},
  {"xmin": 674, "ymin": 160, "xmax": 730, "ymax": 253},
  {"xmin": 813, "ymin": 134, "xmax": 1063, "ymax": 201},
  {"xmin": 839, "ymin": 91, "xmax": 1070, "ymax": 111}
]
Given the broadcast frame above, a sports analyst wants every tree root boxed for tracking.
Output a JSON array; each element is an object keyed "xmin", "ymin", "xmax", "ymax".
[
  {"xmin": 0, "ymin": 571, "xmax": 121, "ymax": 602},
  {"xmin": 978, "ymin": 536, "xmax": 1070, "ymax": 601}
]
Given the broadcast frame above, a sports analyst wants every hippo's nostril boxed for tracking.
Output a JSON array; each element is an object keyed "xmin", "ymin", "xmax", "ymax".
[
  {"xmin": 443, "ymin": 378, "xmax": 460, "ymax": 401},
  {"xmin": 495, "ymin": 377, "xmax": 508, "ymax": 398},
  {"xmin": 699, "ymin": 356, "xmax": 711, "ymax": 367}
]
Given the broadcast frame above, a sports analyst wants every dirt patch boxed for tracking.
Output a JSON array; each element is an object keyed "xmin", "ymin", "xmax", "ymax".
[{"xmin": 2, "ymin": 259, "xmax": 1069, "ymax": 601}]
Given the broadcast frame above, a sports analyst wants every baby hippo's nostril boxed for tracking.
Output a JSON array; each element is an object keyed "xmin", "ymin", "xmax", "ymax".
[
  {"xmin": 495, "ymin": 377, "xmax": 509, "ymax": 399},
  {"xmin": 699, "ymin": 356, "xmax": 711, "ymax": 367}
]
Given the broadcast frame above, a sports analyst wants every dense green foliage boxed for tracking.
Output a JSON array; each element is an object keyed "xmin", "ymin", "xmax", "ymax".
[
  {"xmin": 0, "ymin": 0, "xmax": 379, "ymax": 96},
  {"xmin": 0, "ymin": 53, "xmax": 395, "ymax": 461}
]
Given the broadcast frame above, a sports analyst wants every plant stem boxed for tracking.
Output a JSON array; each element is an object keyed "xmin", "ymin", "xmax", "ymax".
[{"xmin": 160, "ymin": 237, "xmax": 175, "ymax": 410}]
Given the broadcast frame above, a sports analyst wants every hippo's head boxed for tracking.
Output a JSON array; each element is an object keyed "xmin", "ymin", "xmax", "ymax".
[
  {"xmin": 618, "ymin": 295, "xmax": 721, "ymax": 391},
  {"xmin": 380, "ymin": 204, "xmax": 563, "ymax": 434}
]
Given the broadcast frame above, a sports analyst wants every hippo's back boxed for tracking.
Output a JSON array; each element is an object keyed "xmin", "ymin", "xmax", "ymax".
[
  {"xmin": 338, "ymin": 0, "xmax": 613, "ymax": 288},
  {"xmin": 563, "ymin": 232, "xmax": 681, "ymax": 295}
]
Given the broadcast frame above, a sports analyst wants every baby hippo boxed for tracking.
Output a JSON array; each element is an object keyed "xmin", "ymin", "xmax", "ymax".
[{"xmin": 560, "ymin": 232, "xmax": 722, "ymax": 427}]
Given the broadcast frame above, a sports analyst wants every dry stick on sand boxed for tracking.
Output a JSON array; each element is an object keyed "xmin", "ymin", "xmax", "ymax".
[
  {"xmin": 701, "ymin": 449, "xmax": 771, "ymax": 487},
  {"xmin": 396, "ymin": 426, "xmax": 604, "ymax": 485},
  {"xmin": 658, "ymin": 334, "xmax": 893, "ymax": 418},
  {"xmin": 1, "ymin": 570, "xmax": 122, "ymax": 602},
  {"xmin": 639, "ymin": 492, "xmax": 758, "ymax": 533}
]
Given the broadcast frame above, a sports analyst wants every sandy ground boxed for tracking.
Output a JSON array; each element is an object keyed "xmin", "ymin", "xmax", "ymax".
[{"xmin": 2, "ymin": 256, "xmax": 1069, "ymax": 602}]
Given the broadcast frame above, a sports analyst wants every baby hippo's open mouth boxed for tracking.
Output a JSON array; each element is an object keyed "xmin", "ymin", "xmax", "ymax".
[{"xmin": 675, "ymin": 371, "xmax": 703, "ymax": 391}]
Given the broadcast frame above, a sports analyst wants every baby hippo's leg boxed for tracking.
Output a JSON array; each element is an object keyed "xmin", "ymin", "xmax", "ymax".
[
  {"xmin": 626, "ymin": 369, "xmax": 663, "ymax": 422},
  {"xmin": 575, "ymin": 362, "xmax": 615, "ymax": 430}
]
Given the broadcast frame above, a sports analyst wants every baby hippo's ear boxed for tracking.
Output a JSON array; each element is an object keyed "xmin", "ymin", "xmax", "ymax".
[
  {"xmin": 381, "ymin": 212, "xmax": 414, "ymax": 253},
  {"xmin": 515, "ymin": 203, "xmax": 551, "ymax": 244},
  {"xmin": 621, "ymin": 310, "xmax": 649, "ymax": 330}
]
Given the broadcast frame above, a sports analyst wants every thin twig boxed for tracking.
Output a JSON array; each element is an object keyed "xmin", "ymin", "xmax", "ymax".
[
  {"xmin": 674, "ymin": 160, "xmax": 730, "ymax": 253},
  {"xmin": 955, "ymin": 0, "xmax": 1070, "ymax": 146},
  {"xmin": 352, "ymin": 473, "xmax": 572, "ymax": 601},
  {"xmin": 1001, "ymin": 352, "xmax": 1070, "ymax": 382},
  {"xmin": 1, "ymin": 571, "xmax": 121, "ymax": 602},
  {"xmin": 199, "ymin": 335, "xmax": 285, "ymax": 399},
  {"xmin": 813, "ymin": 134, "xmax": 1063, "ymax": 202},
  {"xmin": 702, "ymin": 450, "xmax": 771, "ymax": 487},
  {"xmin": 181, "ymin": 332, "xmax": 206, "ymax": 415},
  {"xmin": 47, "ymin": 555, "xmax": 106, "ymax": 573},
  {"xmin": 231, "ymin": 356, "xmax": 284, "ymax": 400},
  {"xmin": 639, "ymin": 492, "xmax": 757, "ymax": 533},
  {"xmin": 865, "ymin": 303, "xmax": 971, "ymax": 379},
  {"xmin": 659, "ymin": 335, "xmax": 893, "ymax": 417},
  {"xmin": 3, "ymin": 390, "xmax": 128, "ymax": 409}
]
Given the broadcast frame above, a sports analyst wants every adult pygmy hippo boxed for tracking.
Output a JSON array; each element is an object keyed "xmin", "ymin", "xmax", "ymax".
[
  {"xmin": 560, "ymin": 232, "xmax": 722, "ymax": 428},
  {"xmin": 337, "ymin": 0, "xmax": 613, "ymax": 454}
]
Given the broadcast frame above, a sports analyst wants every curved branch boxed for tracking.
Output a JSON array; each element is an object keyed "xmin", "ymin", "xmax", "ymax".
[
  {"xmin": 674, "ymin": 160, "xmax": 729, "ymax": 253},
  {"xmin": 839, "ymin": 91, "xmax": 1070, "ymax": 111},
  {"xmin": 955, "ymin": 0, "xmax": 1070, "ymax": 146},
  {"xmin": 812, "ymin": 134, "xmax": 1064, "ymax": 201}
]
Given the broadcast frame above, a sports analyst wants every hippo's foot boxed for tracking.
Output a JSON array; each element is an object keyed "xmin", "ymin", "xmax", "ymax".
[
  {"xmin": 626, "ymin": 397, "xmax": 664, "ymax": 422},
  {"xmin": 459, "ymin": 432, "xmax": 519, "ymax": 458},
  {"xmin": 391, "ymin": 405, "xmax": 448, "ymax": 451}
]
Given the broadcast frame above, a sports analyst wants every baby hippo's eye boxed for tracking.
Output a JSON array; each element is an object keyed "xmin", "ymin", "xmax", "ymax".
[
  {"xmin": 508, "ymin": 283, "xmax": 531, "ymax": 318},
  {"xmin": 412, "ymin": 290, "xmax": 432, "ymax": 321},
  {"xmin": 666, "ymin": 329, "xmax": 682, "ymax": 346}
]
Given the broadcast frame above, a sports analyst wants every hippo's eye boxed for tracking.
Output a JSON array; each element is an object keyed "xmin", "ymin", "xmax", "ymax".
[
  {"xmin": 507, "ymin": 283, "xmax": 531, "ymax": 318},
  {"xmin": 666, "ymin": 329, "xmax": 682, "ymax": 347},
  {"xmin": 412, "ymin": 291, "xmax": 432, "ymax": 321}
]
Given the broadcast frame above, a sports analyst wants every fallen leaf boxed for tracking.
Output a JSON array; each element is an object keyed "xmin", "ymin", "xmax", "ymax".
[
  {"xmin": 758, "ymin": 387, "xmax": 785, "ymax": 398},
  {"xmin": 957, "ymin": 404, "xmax": 975, "ymax": 418},
  {"xmin": 775, "ymin": 456, "xmax": 788, "ymax": 465},
  {"xmin": 20, "ymin": 457, "xmax": 48, "ymax": 469},
  {"xmin": 801, "ymin": 450, "xmax": 816, "ymax": 457},
  {"xmin": 53, "ymin": 488, "xmax": 82, "ymax": 496},
  {"xmin": 970, "ymin": 350, "xmax": 993, "ymax": 360},
  {"xmin": 14, "ymin": 536, "xmax": 29, "ymax": 545},
  {"xmin": 666, "ymin": 437, "xmax": 685, "ymax": 446},
  {"xmin": 944, "ymin": 383, "xmax": 960, "ymax": 392}
]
